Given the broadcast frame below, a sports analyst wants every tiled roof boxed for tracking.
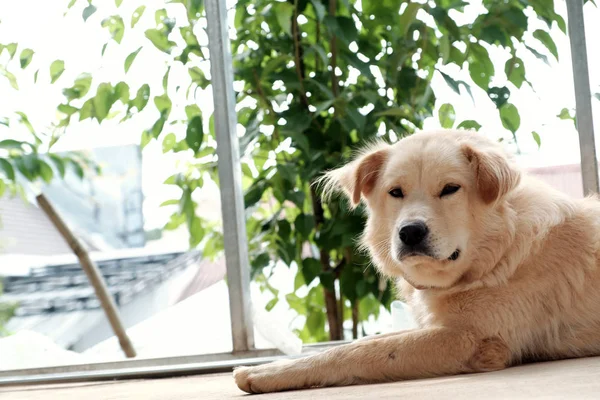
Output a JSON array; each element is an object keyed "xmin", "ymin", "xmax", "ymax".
[
  {"xmin": 0, "ymin": 196, "xmax": 75, "ymax": 256},
  {"xmin": 1, "ymin": 251, "xmax": 201, "ymax": 317}
]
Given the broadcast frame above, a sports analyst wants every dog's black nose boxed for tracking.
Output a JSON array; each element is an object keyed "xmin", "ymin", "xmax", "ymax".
[{"xmin": 399, "ymin": 221, "xmax": 429, "ymax": 246}]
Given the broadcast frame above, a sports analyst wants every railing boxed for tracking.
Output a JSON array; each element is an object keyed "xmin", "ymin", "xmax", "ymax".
[
  {"xmin": 566, "ymin": 0, "xmax": 598, "ymax": 195},
  {"xmin": 0, "ymin": 0, "xmax": 597, "ymax": 386}
]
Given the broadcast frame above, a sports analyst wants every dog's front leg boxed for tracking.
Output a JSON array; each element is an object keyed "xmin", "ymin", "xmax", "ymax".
[{"xmin": 234, "ymin": 327, "xmax": 510, "ymax": 393}]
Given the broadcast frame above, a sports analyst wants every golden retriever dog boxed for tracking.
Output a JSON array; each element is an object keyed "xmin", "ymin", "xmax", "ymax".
[{"xmin": 234, "ymin": 129, "xmax": 600, "ymax": 394}]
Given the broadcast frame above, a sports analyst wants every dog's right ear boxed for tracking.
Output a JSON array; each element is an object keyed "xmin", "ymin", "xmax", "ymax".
[
  {"xmin": 461, "ymin": 143, "xmax": 520, "ymax": 205},
  {"xmin": 318, "ymin": 145, "xmax": 389, "ymax": 208}
]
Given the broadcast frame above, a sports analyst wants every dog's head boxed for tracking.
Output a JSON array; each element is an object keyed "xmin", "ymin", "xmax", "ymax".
[{"xmin": 321, "ymin": 129, "xmax": 520, "ymax": 290}]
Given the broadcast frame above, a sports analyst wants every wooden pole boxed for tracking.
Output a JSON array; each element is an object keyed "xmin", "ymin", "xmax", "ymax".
[{"xmin": 36, "ymin": 193, "xmax": 136, "ymax": 358}]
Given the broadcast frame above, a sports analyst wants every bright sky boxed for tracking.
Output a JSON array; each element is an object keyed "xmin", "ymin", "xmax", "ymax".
[{"xmin": 0, "ymin": 0, "xmax": 598, "ymax": 233}]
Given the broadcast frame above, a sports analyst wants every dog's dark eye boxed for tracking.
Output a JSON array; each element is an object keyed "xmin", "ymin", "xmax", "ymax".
[
  {"xmin": 440, "ymin": 184, "xmax": 461, "ymax": 197},
  {"xmin": 389, "ymin": 188, "xmax": 404, "ymax": 198}
]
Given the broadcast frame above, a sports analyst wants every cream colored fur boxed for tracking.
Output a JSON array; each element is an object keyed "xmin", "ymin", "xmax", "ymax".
[{"xmin": 233, "ymin": 129, "xmax": 600, "ymax": 394}]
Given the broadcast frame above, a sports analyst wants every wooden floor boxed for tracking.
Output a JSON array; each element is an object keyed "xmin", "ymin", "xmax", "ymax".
[{"xmin": 2, "ymin": 356, "xmax": 600, "ymax": 399}]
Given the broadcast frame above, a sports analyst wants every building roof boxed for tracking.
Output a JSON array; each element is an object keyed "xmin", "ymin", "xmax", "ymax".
[
  {"xmin": 0, "ymin": 195, "xmax": 75, "ymax": 256},
  {"xmin": 2, "ymin": 251, "xmax": 200, "ymax": 317},
  {"xmin": 0, "ymin": 250, "xmax": 206, "ymax": 350}
]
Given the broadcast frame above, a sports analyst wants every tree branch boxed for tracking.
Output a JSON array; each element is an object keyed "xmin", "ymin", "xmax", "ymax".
[
  {"xmin": 252, "ymin": 69, "xmax": 280, "ymax": 141},
  {"xmin": 329, "ymin": 0, "xmax": 339, "ymax": 102},
  {"xmin": 310, "ymin": 185, "xmax": 342, "ymax": 340},
  {"xmin": 292, "ymin": 1, "xmax": 309, "ymax": 108},
  {"xmin": 352, "ymin": 299, "xmax": 359, "ymax": 340}
]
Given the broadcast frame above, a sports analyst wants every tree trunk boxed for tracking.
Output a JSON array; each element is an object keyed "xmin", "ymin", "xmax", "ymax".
[
  {"xmin": 352, "ymin": 300, "xmax": 359, "ymax": 340},
  {"xmin": 311, "ymin": 186, "xmax": 342, "ymax": 341}
]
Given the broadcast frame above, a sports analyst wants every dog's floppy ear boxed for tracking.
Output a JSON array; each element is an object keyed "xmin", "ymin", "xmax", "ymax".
[
  {"xmin": 462, "ymin": 143, "xmax": 520, "ymax": 204},
  {"xmin": 319, "ymin": 145, "xmax": 389, "ymax": 207}
]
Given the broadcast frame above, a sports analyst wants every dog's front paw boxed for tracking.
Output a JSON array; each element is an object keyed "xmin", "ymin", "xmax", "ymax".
[
  {"xmin": 233, "ymin": 366, "xmax": 256, "ymax": 394},
  {"xmin": 233, "ymin": 364, "xmax": 282, "ymax": 394},
  {"xmin": 233, "ymin": 360, "xmax": 305, "ymax": 394}
]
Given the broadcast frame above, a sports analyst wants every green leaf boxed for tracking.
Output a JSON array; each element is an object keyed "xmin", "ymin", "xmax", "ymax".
[
  {"xmin": 439, "ymin": 35, "xmax": 450, "ymax": 64},
  {"xmin": 160, "ymin": 199, "xmax": 179, "ymax": 207},
  {"xmin": 487, "ymin": 86, "xmax": 511, "ymax": 109},
  {"xmin": 241, "ymin": 163, "xmax": 253, "ymax": 178},
  {"xmin": 557, "ymin": 108, "xmax": 576, "ymax": 126},
  {"xmin": 116, "ymin": 0, "xmax": 123, "ymax": 7},
  {"xmin": 189, "ymin": 67, "xmax": 209, "ymax": 89},
  {"xmin": 265, "ymin": 298, "xmax": 279, "ymax": 312},
  {"xmin": 311, "ymin": 0, "xmax": 326, "ymax": 21},
  {"xmin": 301, "ymin": 258, "xmax": 321, "ymax": 286},
  {"xmin": 295, "ymin": 214, "xmax": 314, "ymax": 240},
  {"xmin": 50, "ymin": 60, "xmax": 65, "ymax": 83},
  {"xmin": 318, "ymin": 271, "xmax": 335, "ymax": 291},
  {"xmin": 141, "ymin": 131, "xmax": 152, "ymax": 149},
  {"xmin": 182, "ymin": 0, "xmax": 204, "ymax": 22},
  {"xmin": 185, "ymin": 104, "xmax": 201, "ymax": 120},
  {"xmin": 5, "ymin": 43, "xmax": 17, "ymax": 59},
  {"xmin": 19, "ymin": 48, "xmax": 34, "ymax": 69},
  {"xmin": 102, "ymin": 16, "xmax": 125, "ymax": 44},
  {"xmin": 48, "ymin": 154, "xmax": 66, "ymax": 178},
  {"xmin": 533, "ymin": 29, "xmax": 558, "ymax": 60},
  {"xmin": 244, "ymin": 180, "xmax": 267, "ymax": 208},
  {"xmin": 285, "ymin": 292, "xmax": 307, "ymax": 315},
  {"xmin": 532, "ymin": 131, "xmax": 541, "ymax": 148},
  {"xmin": 306, "ymin": 309, "xmax": 325, "ymax": 336},
  {"xmin": 504, "ymin": 57, "xmax": 525, "ymax": 88},
  {"xmin": 114, "ymin": 81, "xmax": 130, "ymax": 103},
  {"xmin": 0, "ymin": 67, "xmax": 19, "ymax": 90},
  {"xmin": 469, "ymin": 59, "xmax": 494, "ymax": 90},
  {"xmin": 438, "ymin": 103, "xmax": 456, "ymax": 129},
  {"xmin": 15, "ymin": 112, "xmax": 34, "ymax": 134},
  {"xmin": 324, "ymin": 16, "xmax": 358, "ymax": 43},
  {"xmin": 14, "ymin": 154, "xmax": 40, "ymax": 180},
  {"xmin": 145, "ymin": 29, "xmax": 175, "ymax": 54},
  {"xmin": 439, "ymin": 71, "xmax": 473, "ymax": 101},
  {"xmin": 58, "ymin": 103, "xmax": 78, "ymax": 116},
  {"xmin": 0, "ymin": 159, "xmax": 15, "ymax": 181},
  {"xmin": 399, "ymin": 3, "xmax": 420, "ymax": 37},
  {"xmin": 154, "ymin": 93, "xmax": 172, "ymax": 117},
  {"xmin": 275, "ymin": 2, "xmax": 294, "ymax": 36},
  {"xmin": 457, "ymin": 120, "xmax": 482, "ymax": 131},
  {"xmin": 131, "ymin": 84, "xmax": 150, "ymax": 111},
  {"xmin": 69, "ymin": 159, "xmax": 85, "ymax": 179},
  {"xmin": 63, "ymin": 73, "xmax": 92, "ymax": 100},
  {"xmin": 0, "ymin": 140, "xmax": 25, "ymax": 150},
  {"xmin": 162, "ymin": 66, "xmax": 170, "ymax": 91},
  {"xmin": 162, "ymin": 132, "xmax": 177, "ymax": 153},
  {"xmin": 82, "ymin": 4, "xmax": 97, "ymax": 21},
  {"xmin": 149, "ymin": 115, "xmax": 167, "ymax": 138},
  {"xmin": 186, "ymin": 115, "xmax": 204, "ymax": 154},
  {"xmin": 39, "ymin": 160, "xmax": 54, "ymax": 183},
  {"xmin": 499, "ymin": 103, "xmax": 520, "ymax": 134},
  {"xmin": 163, "ymin": 173, "xmax": 182, "ymax": 185},
  {"xmin": 124, "ymin": 47, "xmax": 142, "ymax": 73},
  {"xmin": 525, "ymin": 45, "xmax": 550, "ymax": 66},
  {"xmin": 131, "ymin": 5, "xmax": 146, "ymax": 28},
  {"xmin": 33, "ymin": 69, "xmax": 39, "ymax": 83},
  {"xmin": 93, "ymin": 82, "xmax": 117, "ymax": 122}
]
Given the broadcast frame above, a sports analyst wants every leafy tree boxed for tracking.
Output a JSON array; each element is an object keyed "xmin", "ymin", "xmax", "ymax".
[
  {"xmin": 0, "ymin": 47, "xmax": 99, "ymax": 333},
  {"xmin": 0, "ymin": 0, "xmax": 579, "ymax": 341}
]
